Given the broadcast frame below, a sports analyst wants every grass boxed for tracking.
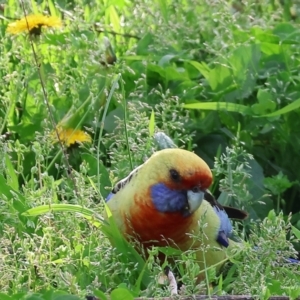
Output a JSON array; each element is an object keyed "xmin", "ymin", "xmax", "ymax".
[{"xmin": 1, "ymin": 0, "xmax": 300, "ymax": 299}]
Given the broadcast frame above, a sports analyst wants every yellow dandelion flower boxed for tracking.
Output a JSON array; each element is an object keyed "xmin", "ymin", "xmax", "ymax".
[
  {"xmin": 51, "ymin": 127, "xmax": 92, "ymax": 147},
  {"xmin": 7, "ymin": 14, "xmax": 61, "ymax": 35}
]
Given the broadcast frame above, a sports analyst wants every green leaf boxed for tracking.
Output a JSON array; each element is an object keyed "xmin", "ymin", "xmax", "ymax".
[
  {"xmin": 48, "ymin": 0, "xmax": 58, "ymax": 16},
  {"xmin": 259, "ymin": 98, "xmax": 300, "ymax": 117},
  {"xmin": 189, "ymin": 44, "xmax": 260, "ymax": 100},
  {"xmin": 93, "ymin": 290, "xmax": 108, "ymax": 300},
  {"xmin": 225, "ymin": 44, "xmax": 260, "ymax": 100},
  {"xmin": 10, "ymin": 292, "xmax": 28, "ymax": 300},
  {"xmin": 148, "ymin": 109, "xmax": 155, "ymax": 137},
  {"xmin": 122, "ymin": 55, "xmax": 150, "ymax": 61},
  {"xmin": 252, "ymin": 24, "xmax": 300, "ymax": 45},
  {"xmin": 252, "ymin": 89, "xmax": 276, "ymax": 115},
  {"xmin": 22, "ymin": 204, "xmax": 103, "ymax": 227},
  {"xmin": 109, "ymin": 5, "xmax": 120, "ymax": 33},
  {"xmin": 25, "ymin": 295, "xmax": 43, "ymax": 300},
  {"xmin": 157, "ymin": 246, "xmax": 182, "ymax": 256},
  {"xmin": 110, "ymin": 288, "xmax": 134, "ymax": 300},
  {"xmin": 273, "ymin": 23, "xmax": 300, "ymax": 44},
  {"xmin": 0, "ymin": 174, "xmax": 27, "ymax": 213},
  {"xmin": 158, "ymin": 54, "xmax": 177, "ymax": 67},
  {"xmin": 264, "ymin": 171, "xmax": 293, "ymax": 195},
  {"xmin": 0, "ymin": 293, "xmax": 12, "ymax": 300},
  {"xmin": 188, "ymin": 61, "xmax": 210, "ymax": 79},
  {"xmin": 156, "ymin": 0, "xmax": 168, "ymax": 23},
  {"xmin": 30, "ymin": 0, "xmax": 39, "ymax": 14},
  {"xmin": 4, "ymin": 154, "xmax": 19, "ymax": 191},
  {"xmin": 136, "ymin": 33, "xmax": 155, "ymax": 55},
  {"xmin": 53, "ymin": 296, "xmax": 81, "ymax": 300},
  {"xmin": 251, "ymin": 27, "xmax": 280, "ymax": 44},
  {"xmin": 206, "ymin": 63, "xmax": 231, "ymax": 91},
  {"xmin": 184, "ymin": 102, "xmax": 252, "ymax": 114},
  {"xmin": 164, "ymin": 65, "xmax": 189, "ymax": 81},
  {"xmin": 47, "ymin": 290, "xmax": 71, "ymax": 299},
  {"xmin": 45, "ymin": 33, "xmax": 68, "ymax": 46},
  {"xmin": 292, "ymin": 226, "xmax": 300, "ymax": 240}
]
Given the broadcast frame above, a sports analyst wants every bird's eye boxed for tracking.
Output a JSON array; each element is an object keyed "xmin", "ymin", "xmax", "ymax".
[
  {"xmin": 191, "ymin": 186, "xmax": 201, "ymax": 193},
  {"xmin": 169, "ymin": 169, "xmax": 180, "ymax": 182}
]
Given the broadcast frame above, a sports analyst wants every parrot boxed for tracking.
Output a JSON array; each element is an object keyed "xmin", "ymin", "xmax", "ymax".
[{"xmin": 105, "ymin": 148, "xmax": 249, "ymax": 280}]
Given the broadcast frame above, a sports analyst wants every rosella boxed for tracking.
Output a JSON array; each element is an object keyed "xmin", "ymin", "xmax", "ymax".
[{"xmin": 105, "ymin": 148, "xmax": 247, "ymax": 279}]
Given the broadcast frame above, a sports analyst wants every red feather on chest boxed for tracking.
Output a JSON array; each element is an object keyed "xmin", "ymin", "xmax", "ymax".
[{"xmin": 123, "ymin": 190, "xmax": 193, "ymax": 249}]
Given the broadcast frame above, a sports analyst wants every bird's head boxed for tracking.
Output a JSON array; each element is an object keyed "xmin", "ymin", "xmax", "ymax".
[{"xmin": 139, "ymin": 148, "xmax": 213, "ymax": 217}]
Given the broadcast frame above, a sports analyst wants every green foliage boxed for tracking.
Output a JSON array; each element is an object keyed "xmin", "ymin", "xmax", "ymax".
[
  {"xmin": 1, "ymin": 0, "xmax": 300, "ymax": 298},
  {"xmin": 224, "ymin": 211, "xmax": 300, "ymax": 299}
]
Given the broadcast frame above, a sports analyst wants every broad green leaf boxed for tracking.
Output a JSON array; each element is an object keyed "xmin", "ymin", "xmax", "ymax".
[
  {"xmin": 0, "ymin": 293, "xmax": 12, "ymax": 300},
  {"xmin": 225, "ymin": 44, "xmax": 260, "ymax": 100},
  {"xmin": 184, "ymin": 102, "xmax": 251, "ymax": 114},
  {"xmin": 206, "ymin": 64, "xmax": 231, "ymax": 91},
  {"xmin": 53, "ymin": 296, "xmax": 81, "ymax": 300},
  {"xmin": 188, "ymin": 61, "xmax": 210, "ymax": 80},
  {"xmin": 190, "ymin": 44, "xmax": 260, "ymax": 99},
  {"xmin": 158, "ymin": 54, "xmax": 177, "ymax": 67},
  {"xmin": 251, "ymin": 27, "xmax": 280, "ymax": 44},
  {"xmin": 252, "ymin": 89, "xmax": 276, "ymax": 115},
  {"xmin": 110, "ymin": 288, "xmax": 134, "ymax": 300},
  {"xmin": 273, "ymin": 23, "xmax": 300, "ymax": 44},
  {"xmin": 165, "ymin": 65, "xmax": 189, "ymax": 81},
  {"xmin": 93, "ymin": 290, "xmax": 108, "ymax": 300},
  {"xmin": 136, "ymin": 33, "xmax": 154, "ymax": 55},
  {"xmin": 252, "ymin": 24, "xmax": 300, "ymax": 45},
  {"xmin": 24, "ymin": 295, "xmax": 43, "ymax": 300},
  {"xmin": 147, "ymin": 64, "xmax": 166, "ymax": 79},
  {"xmin": 260, "ymin": 42, "xmax": 281, "ymax": 55},
  {"xmin": 259, "ymin": 98, "xmax": 300, "ymax": 117},
  {"xmin": 292, "ymin": 226, "xmax": 300, "ymax": 239},
  {"xmin": 42, "ymin": 290, "xmax": 69, "ymax": 300},
  {"xmin": 11, "ymin": 293, "xmax": 27, "ymax": 300}
]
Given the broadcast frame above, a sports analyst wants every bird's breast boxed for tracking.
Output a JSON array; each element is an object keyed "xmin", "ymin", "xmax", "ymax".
[{"xmin": 124, "ymin": 191, "xmax": 194, "ymax": 249}]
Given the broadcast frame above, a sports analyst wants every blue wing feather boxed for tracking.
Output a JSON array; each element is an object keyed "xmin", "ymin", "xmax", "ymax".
[
  {"xmin": 106, "ymin": 192, "xmax": 114, "ymax": 202},
  {"xmin": 213, "ymin": 206, "xmax": 233, "ymax": 248}
]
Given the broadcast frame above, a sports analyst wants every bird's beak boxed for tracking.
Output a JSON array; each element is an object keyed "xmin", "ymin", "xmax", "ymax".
[{"xmin": 187, "ymin": 189, "xmax": 205, "ymax": 214}]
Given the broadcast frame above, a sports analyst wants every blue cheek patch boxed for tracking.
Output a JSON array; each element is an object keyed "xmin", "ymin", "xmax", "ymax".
[{"xmin": 151, "ymin": 183, "xmax": 187, "ymax": 213}]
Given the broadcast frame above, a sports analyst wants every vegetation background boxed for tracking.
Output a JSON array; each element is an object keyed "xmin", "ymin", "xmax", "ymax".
[{"xmin": 1, "ymin": 0, "xmax": 300, "ymax": 299}]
